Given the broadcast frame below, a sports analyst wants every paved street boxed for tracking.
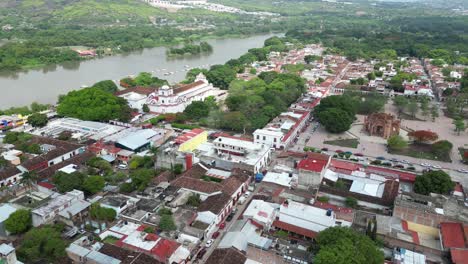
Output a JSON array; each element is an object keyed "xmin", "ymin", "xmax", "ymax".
[
  {"xmin": 290, "ymin": 113, "xmax": 468, "ymax": 185},
  {"xmin": 194, "ymin": 186, "xmax": 259, "ymax": 263}
]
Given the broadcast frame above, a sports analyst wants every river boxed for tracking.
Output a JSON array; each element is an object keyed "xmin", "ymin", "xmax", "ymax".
[{"xmin": 0, "ymin": 33, "xmax": 276, "ymax": 108}]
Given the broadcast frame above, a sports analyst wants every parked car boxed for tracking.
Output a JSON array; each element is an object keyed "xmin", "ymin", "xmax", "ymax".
[
  {"xmin": 393, "ymin": 165, "xmax": 405, "ymax": 169},
  {"xmin": 244, "ymin": 191, "xmax": 251, "ymax": 197},
  {"xmin": 321, "ymin": 147, "xmax": 329, "ymax": 151},
  {"xmin": 212, "ymin": 232, "xmax": 220, "ymax": 239},
  {"xmin": 205, "ymin": 239, "xmax": 214, "ymax": 248},
  {"xmin": 376, "ymin": 156, "xmax": 386, "ymax": 160},
  {"xmin": 197, "ymin": 248, "xmax": 207, "ymax": 259},
  {"xmin": 118, "ymin": 163, "xmax": 128, "ymax": 170},
  {"xmin": 226, "ymin": 214, "xmax": 234, "ymax": 222},
  {"xmin": 420, "ymin": 163, "xmax": 430, "ymax": 167},
  {"xmin": 457, "ymin": 169, "xmax": 468, "ymax": 173},
  {"xmin": 219, "ymin": 222, "xmax": 226, "ymax": 229},
  {"xmin": 432, "ymin": 165, "xmax": 442, "ymax": 169},
  {"xmin": 354, "ymin": 153, "xmax": 364, "ymax": 157}
]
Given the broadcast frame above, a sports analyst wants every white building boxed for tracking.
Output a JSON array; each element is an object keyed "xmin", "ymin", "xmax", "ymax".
[
  {"xmin": 450, "ymin": 71, "xmax": 462, "ymax": 79},
  {"xmin": 147, "ymin": 73, "xmax": 219, "ymax": 113},
  {"xmin": 253, "ymin": 110, "xmax": 310, "ymax": 149},
  {"xmin": 0, "ymin": 244, "xmax": 23, "ymax": 264},
  {"xmin": 272, "ymin": 200, "xmax": 348, "ymax": 239},
  {"xmin": 243, "ymin": 199, "xmax": 279, "ymax": 229},
  {"xmin": 99, "ymin": 195, "xmax": 140, "ymax": 216},
  {"xmin": 197, "ymin": 136, "xmax": 272, "ymax": 173},
  {"xmin": 116, "ymin": 87, "xmax": 154, "ymax": 112},
  {"xmin": 32, "ymin": 190, "xmax": 86, "ymax": 227}
]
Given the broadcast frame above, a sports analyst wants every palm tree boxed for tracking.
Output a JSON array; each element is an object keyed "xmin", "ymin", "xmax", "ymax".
[{"xmin": 20, "ymin": 171, "xmax": 38, "ymax": 194}]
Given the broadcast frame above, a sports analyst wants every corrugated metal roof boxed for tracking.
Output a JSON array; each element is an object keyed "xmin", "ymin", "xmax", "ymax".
[{"xmin": 116, "ymin": 129, "xmax": 158, "ymax": 150}]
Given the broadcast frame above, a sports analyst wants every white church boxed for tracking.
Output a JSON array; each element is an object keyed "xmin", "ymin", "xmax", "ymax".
[{"xmin": 117, "ymin": 73, "xmax": 219, "ymax": 114}]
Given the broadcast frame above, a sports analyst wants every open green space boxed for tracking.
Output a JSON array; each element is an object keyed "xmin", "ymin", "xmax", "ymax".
[
  {"xmin": 389, "ymin": 143, "xmax": 452, "ymax": 162},
  {"xmin": 324, "ymin": 139, "xmax": 359, "ymax": 149},
  {"xmin": 102, "ymin": 236, "xmax": 120, "ymax": 244}
]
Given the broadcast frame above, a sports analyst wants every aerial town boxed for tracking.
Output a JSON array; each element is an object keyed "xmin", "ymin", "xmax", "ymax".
[
  {"xmin": 0, "ymin": 0, "xmax": 468, "ymax": 263},
  {"xmin": 0, "ymin": 35, "xmax": 466, "ymax": 264}
]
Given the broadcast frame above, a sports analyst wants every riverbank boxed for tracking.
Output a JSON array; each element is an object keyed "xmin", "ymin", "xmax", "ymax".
[
  {"xmin": 0, "ymin": 31, "xmax": 276, "ymax": 73},
  {"xmin": 0, "ymin": 33, "xmax": 278, "ymax": 108}
]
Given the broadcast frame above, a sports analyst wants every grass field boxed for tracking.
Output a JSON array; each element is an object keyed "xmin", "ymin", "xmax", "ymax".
[
  {"xmin": 389, "ymin": 143, "xmax": 451, "ymax": 162},
  {"xmin": 323, "ymin": 138, "xmax": 359, "ymax": 149}
]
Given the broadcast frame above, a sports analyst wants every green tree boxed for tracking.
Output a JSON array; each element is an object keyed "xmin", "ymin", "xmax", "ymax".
[
  {"xmin": 159, "ymin": 214, "xmax": 176, "ymax": 231},
  {"xmin": 317, "ymin": 108, "xmax": 353, "ymax": 133},
  {"xmin": 345, "ymin": 197, "xmax": 358, "ymax": 208},
  {"xmin": 407, "ymin": 100, "xmax": 418, "ymax": 118},
  {"xmin": 89, "ymin": 203, "xmax": 116, "ymax": 222},
  {"xmin": 27, "ymin": 113, "xmax": 48, "ymax": 127},
  {"xmin": 0, "ymin": 156, "xmax": 7, "ymax": 169},
  {"xmin": 186, "ymin": 194, "xmax": 201, "ymax": 207},
  {"xmin": 20, "ymin": 171, "xmax": 38, "ymax": 194},
  {"xmin": 119, "ymin": 182, "xmax": 135, "ymax": 193},
  {"xmin": 304, "ymin": 55, "xmax": 321, "ymax": 64},
  {"xmin": 142, "ymin": 104, "xmax": 150, "ymax": 113},
  {"xmin": 17, "ymin": 226, "xmax": 66, "ymax": 263},
  {"xmin": 83, "ymin": 176, "xmax": 105, "ymax": 195},
  {"xmin": 453, "ymin": 118, "xmax": 466, "ymax": 135},
  {"xmin": 387, "ymin": 135, "xmax": 408, "ymax": 150},
  {"xmin": 5, "ymin": 209, "xmax": 32, "ymax": 234},
  {"xmin": 314, "ymin": 227, "xmax": 384, "ymax": 264},
  {"xmin": 206, "ymin": 65, "xmax": 236, "ymax": 89},
  {"xmin": 431, "ymin": 140, "xmax": 453, "ymax": 158},
  {"xmin": 183, "ymin": 101, "xmax": 210, "ymax": 120},
  {"xmin": 173, "ymin": 164, "xmax": 184, "ymax": 175},
  {"xmin": 30, "ymin": 102, "xmax": 49, "ymax": 113},
  {"xmin": 91, "ymin": 80, "xmax": 118, "ymax": 93},
  {"xmin": 53, "ymin": 171, "xmax": 86, "ymax": 193},
  {"xmin": 183, "ymin": 68, "xmax": 209, "ymax": 84},
  {"xmin": 414, "ymin": 170, "xmax": 455, "ymax": 195},
  {"xmin": 430, "ymin": 105, "xmax": 439, "ymax": 121},
  {"xmin": 57, "ymin": 87, "xmax": 132, "ymax": 122}
]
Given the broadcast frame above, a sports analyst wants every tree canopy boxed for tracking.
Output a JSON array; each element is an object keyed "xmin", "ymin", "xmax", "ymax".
[
  {"xmin": 206, "ymin": 64, "xmax": 237, "ymax": 89},
  {"xmin": 89, "ymin": 203, "xmax": 116, "ymax": 222},
  {"xmin": 91, "ymin": 80, "xmax": 118, "ymax": 93},
  {"xmin": 414, "ymin": 170, "xmax": 455, "ymax": 195},
  {"xmin": 27, "ymin": 113, "xmax": 48, "ymax": 127},
  {"xmin": 5, "ymin": 209, "xmax": 32, "ymax": 234},
  {"xmin": 315, "ymin": 95, "xmax": 356, "ymax": 133},
  {"xmin": 17, "ymin": 226, "xmax": 67, "ymax": 263},
  {"xmin": 53, "ymin": 171, "xmax": 86, "ymax": 193},
  {"xmin": 314, "ymin": 227, "xmax": 384, "ymax": 264},
  {"xmin": 387, "ymin": 135, "xmax": 408, "ymax": 150},
  {"xmin": 82, "ymin": 175, "xmax": 105, "ymax": 195},
  {"xmin": 57, "ymin": 87, "xmax": 132, "ymax": 122},
  {"xmin": 408, "ymin": 130, "xmax": 439, "ymax": 143}
]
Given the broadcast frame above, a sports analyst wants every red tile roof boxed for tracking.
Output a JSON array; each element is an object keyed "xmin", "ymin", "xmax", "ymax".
[
  {"xmin": 451, "ymin": 249, "xmax": 468, "ymax": 264},
  {"xmin": 329, "ymin": 159, "xmax": 362, "ymax": 173},
  {"xmin": 273, "ymin": 220, "xmax": 317, "ymax": 238},
  {"xmin": 151, "ymin": 239, "xmax": 179, "ymax": 262},
  {"xmin": 174, "ymin": 128, "xmax": 205, "ymax": 144},
  {"xmin": 297, "ymin": 158, "xmax": 328, "ymax": 172},
  {"xmin": 115, "ymin": 87, "xmax": 155, "ymax": 96},
  {"xmin": 440, "ymin": 222, "xmax": 466, "ymax": 249},
  {"xmin": 37, "ymin": 181, "xmax": 55, "ymax": 190},
  {"xmin": 174, "ymin": 80, "xmax": 205, "ymax": 95}
]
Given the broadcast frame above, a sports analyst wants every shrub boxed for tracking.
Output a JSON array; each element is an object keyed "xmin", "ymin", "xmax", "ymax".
[{"xmin": 317, "ymin": 196, "xmax": 330, "ymax": 202}]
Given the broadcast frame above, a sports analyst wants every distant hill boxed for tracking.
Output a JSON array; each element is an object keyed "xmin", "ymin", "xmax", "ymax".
[{"xmin": 0, "ymin": 0, "xmax": 168, "ymax": 27}]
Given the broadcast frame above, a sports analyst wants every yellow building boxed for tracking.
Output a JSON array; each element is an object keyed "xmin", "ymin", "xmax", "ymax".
[{"xmin": 175, "ymin": 128, "xmax": 207, "ymax": 152}]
